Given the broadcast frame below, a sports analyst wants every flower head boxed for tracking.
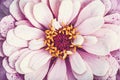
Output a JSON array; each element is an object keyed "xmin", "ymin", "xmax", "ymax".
[{"xmin": 0, "ymin": 0, "xmax": 120, "ymax": 80}]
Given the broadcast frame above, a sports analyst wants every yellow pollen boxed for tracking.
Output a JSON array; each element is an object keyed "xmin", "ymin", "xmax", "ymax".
[{"xmin": 44, "ymin": 22, "xmax": 81, "ymax": 60}]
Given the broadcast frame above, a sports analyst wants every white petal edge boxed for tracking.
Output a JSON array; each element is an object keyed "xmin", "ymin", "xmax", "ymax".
[{"xmin": 58, "ymin": 0, "xmax": 73, "ymax": 25}]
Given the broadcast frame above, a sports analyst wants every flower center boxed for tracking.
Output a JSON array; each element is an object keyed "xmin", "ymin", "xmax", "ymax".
[
  {"xmin": 44, "ymin": 23, "xmax": 79, "ymax": 59},
  {"xmin": 53, "ymin": 33, "xmax": 71, "ymax": 51}
]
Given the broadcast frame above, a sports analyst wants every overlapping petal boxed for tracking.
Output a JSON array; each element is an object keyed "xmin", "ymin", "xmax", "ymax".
[
  {"xmin": 33, "ymin": 2, "xmax": 53, "ymax": 28},
  {"xmin": 1, "ymin": 0, "xmax": 120, "ymax": 80}
]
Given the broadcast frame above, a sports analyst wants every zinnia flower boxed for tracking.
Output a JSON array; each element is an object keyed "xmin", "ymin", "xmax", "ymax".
[{"xmin": 0, "ymin": 0, "xmax": 120, "ymax": 80}]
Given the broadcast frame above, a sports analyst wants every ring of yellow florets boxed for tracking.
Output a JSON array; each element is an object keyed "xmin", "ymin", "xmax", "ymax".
[{"xmin": 44, "ymin": 24, "xmax": 80, "ymax": 59}]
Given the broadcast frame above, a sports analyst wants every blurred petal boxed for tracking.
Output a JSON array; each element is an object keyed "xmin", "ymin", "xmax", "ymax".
[
  {"xmin": 6, "ymin": 73, "xmax": 23, "ymax": 80},
  {"xmin": 104, "ymin": 13, "xmax": 120, "ymax": 25},
  {"xmin": 0, "ymin": 15, "xmax": 15, "ymax": 37},
  {"xmin": 2, "ymin": 0, "xmax": 13, "ymax": 8},
  {"xmin": 107, "ymin": 55, "xmax": 119, "ymax": 78},
  {"xmin": 109, "ymin": 0, "xmax": 118, "ymax": 12}
]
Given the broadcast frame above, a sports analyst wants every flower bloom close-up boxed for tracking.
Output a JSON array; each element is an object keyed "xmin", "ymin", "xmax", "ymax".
[{"xmin": 0, "ymin": 0, "xmax": 120, "ymax": 80}]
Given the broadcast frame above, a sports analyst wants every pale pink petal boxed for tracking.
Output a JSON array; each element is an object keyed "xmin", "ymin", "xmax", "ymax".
[
  {"xmin": 33, "ymin": 2, "xmax": 53, "ymax": 28},
  {"xmin": 6, "ymin": 73, "xmax": 23, "ymax": 80},
  {"xmin": 69, "ymin": 51, "xmax": 86, "ymax": 74},
  {"xmin": 19, "ymin": 0, "xmax": 40, "ymax": 13},
  {"xmin": 80, "ymin": 51, "xmax": 110, "ymax": 76},
  {"xmin": 109, "ymin": 0, "xmax": 118, "ymax": 12},
  {"xmin": 19, "ymin": 0, "xmax": 30, "ymax": 13},
  {"xmin": 83, "ymin": 40, "xmax": 109, "ymax": 56},
  {"xmin": 24, "ymin": 2, "xmax": 43, "ymax": 29},
  {"xmin": 102, "ymin": 24, "xmax": 120, "ymax": 36},
  {"xmin": 6, "ymin": 29, "xmax": 28, "ymax": 47},
  {"xmin": 3, "ymin": 0, "xmax": 13, "ymax": 8},
  {"xmin": 51, "ymin": 19, "xmax": 62, "ymax": 30},
  {"xmin": 101, "ymin": 0, "xmax": 111, "ymax": 14},
  {"xmin": 83, "ymin": 28, "xmax": 118, "ymax": 56},
  {"xmin": 77, "ymin": 17, "xmax": 104, "ymax": 35},
  {"xmin": 47, "ymin": 59, "xmax": 67, "ymax": 80},
  {"xmin": 116, "ymin": 1, "xmax": 120, "ymax": 12},
  {"xmin": 10, "ymin": 0, "xmax": 24, "ymax": 20},
  {"xmin": 73, "ymin": 35, "xmax": 84, "ymax": 46},
  {"xmin": 0, "ymin": 41, "xmax": 4, "ymax": 57},
  {"xmin": 94, "ymin": 55, "xmax": 118, "ymax": 80},
  {"xmin": 103, "ymin": 24, "xmax": 120, "ymax": 50},
  {"xmin": 83, "ymin": 36, "xmax": 98, "ymax": 46},
  {"xmin": 104, "ymin": 13, "xmax": 120, "ymax": 25},
  {"xmin": 3, "ymin": 41, "xmax": 20, "ymax": 56},
  {"xmin": 15, "ymin": 20, "xmax": 31, "ymax": 26},
  {"xmin": 106, "ymin": 55, "xmax": 119, "ymax": 77},
  {"xmin": 75, "ymin": 0, "xmax": 105, "ymax": 26},
  {"xmin": 73, "ymin": 62, "xmax": 93, "ymax": 80},
  {"xmin": 69, "ymin": 0, "xmax": 81, "ymax": 23},
  {"xmin": 93, "ymin": 28, "xmax": 118, "ymax": 51},
  {"xmin": 66, "ymin": 64, "xmax": 76, "ymax": 80},
  {"xmin": 65, "ymin": 75, "xmax": 68, "ymax": 80},
  {"xmin": 49, "ymin": 0, "xmax": 61, "ymax": 17},
  {"xmin": 15, "ymin": 48, "xmax": 32, "ymax": 74},
  {"xmin": 28, "ymin": 38, "xmax": 45, "ymax": 50},
  {"xmin": 20, "ymin": 52, "xmax": 35, "ymax": 74},
  {"xmin": 25, "ymin": 61, "xmax": 50, "ymax": 80},
  {"xmin": 41, "ymin": 0, "xmax": 48, "ymax": 4},
  {"xmin": 14, "ymin": 25, "xmax": 44, "ymax": 40},
  {"xmin": 29, "ymin": 50, "xmax": 51, "ymax": 70},
  {"xmin": 58, "ymin": 0, "xmax": 73, "ymax": 25},
  {"xmin": 2, "ymin": 58, "xmax": 16, "ymax": 73},
  {"xmin": 9, "ymin": 51, "xmax": 22, "ymax": 68},
  {"xmin": 0, "ymin": 15, "xmax": 15, "ymax": 37},
  {"xmin": 95, "ymin": 75, "xmax": 116, "ymax": 80}
]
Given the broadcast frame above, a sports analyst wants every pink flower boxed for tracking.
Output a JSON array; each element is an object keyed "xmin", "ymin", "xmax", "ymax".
[{"xmin": 0, "ymin": 0, "xmax": 120, "ymax": 80}]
